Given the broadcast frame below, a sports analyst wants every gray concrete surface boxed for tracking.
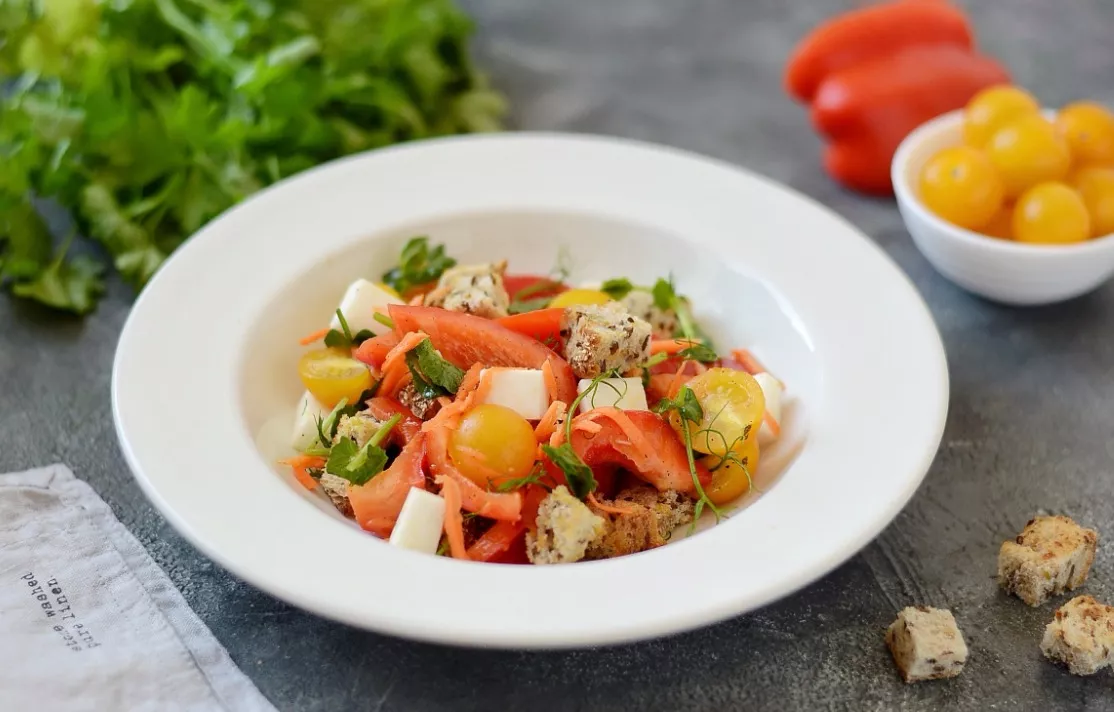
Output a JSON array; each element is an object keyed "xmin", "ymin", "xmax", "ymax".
[{"xmin": 3, "ymin": 0, "xmax": 1114, "ymax": 709}]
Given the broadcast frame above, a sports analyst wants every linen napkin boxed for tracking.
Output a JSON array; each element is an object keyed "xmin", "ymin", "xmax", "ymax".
[{"xmin": 0, "ymin": 464, "xmax": 277, "ymax": 712}]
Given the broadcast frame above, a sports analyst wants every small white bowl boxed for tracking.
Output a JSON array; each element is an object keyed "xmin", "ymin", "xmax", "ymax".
[{"xmin": 892, "ymin": 109, "xmax": 1114, "ymax": 305}]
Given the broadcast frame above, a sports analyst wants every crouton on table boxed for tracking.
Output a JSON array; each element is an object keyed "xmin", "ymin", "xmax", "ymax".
[
  {"xmin": 885, "ymin": 606, "xmax": 968, "ymax": 683},
  {"xmin": 1040, "ymin": 595, "xmax": 1114, "ymax": 676},
  {"xmin": 998, "ymin": 515, "xmax": 1098, "ymax": 606}
]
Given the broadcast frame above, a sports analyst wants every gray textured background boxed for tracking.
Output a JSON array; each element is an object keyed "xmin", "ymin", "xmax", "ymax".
[{"xmin": 2, "ymin": 1, "xmax": 1114, "ymax": 710}]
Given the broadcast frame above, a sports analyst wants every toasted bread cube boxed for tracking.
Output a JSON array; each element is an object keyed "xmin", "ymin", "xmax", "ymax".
[
  {"xmin": 1040, "ymin": 595, "xmax": 1114, "ymax": 676},
  {"xmin": 397, "ymin": 381, "xmax": 441, "ymax": 420},
  {"xmin": 423, "ymin": 262, "xmax": 510, "ymax": 318},
  {"xmin": 561, "ymin": 303, "xmax": 652, "ymax": 379},
  {"xmin": 998, "ymin": 515, "xmax": 1098, "ymax": 606},
  {"xmin": 585, "ymin": 485, "xmax": 694, "ymax": 559},
  {"xmin": 885, "ymin": 606, "xmax": 968, "ymax": 683},
  {"xmin": 619, "ymin": 290, "xmax": 678, "ymax": 338},
  {"xmin": 526, "ymin": 486, "xmax": 606, "ymax": 565},
  {"xmin": 333, "ymin": 412, "xmax": 386, "ymax": 448},
  {"xmin": 319, "ymin": 473, "xmax": 354, "ymax": 518}
]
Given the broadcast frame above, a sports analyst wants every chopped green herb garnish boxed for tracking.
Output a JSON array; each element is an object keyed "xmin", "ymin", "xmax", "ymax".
[
  {"xmin": 494, "ymin": 463, "xmax": 551, "ymax": 492},
  {"xmin": 315, "ymin": 397, "xmax": 354, "ymax": 449},
  {"xmin": 324, "ymin": 309, "xmax": 373, "ymax": 349},
  {"xmin": 599, "ymin": 278, "xmax": 634, "ymax": 300},
  {"xmin": 373, "ymin": 312, "xmax": 395, "ymax": 330},
  {"xmin": 654, "ymin": 385, "xmax": 721, "ymax": 526},
  {"xmin": 404, "ymin": 338, "xmax": 465, "ymax": 399},
  {"xmin": 512, "ymin": 278, "xmax": 564, "ymax": 301},
  {"xmin": 651, "ymin": 277, "xmax": 676, "ymax": 311},
  {"xmin": 677, "ymin": 342, "xmax": 718, "ymax": 363},
  {"xmin": 507, "ymin": 295, "xmax": 553, "ymax": 314},
  {"xmin": 540, "ymin": 443, "xmax": 596, "ymax": 500},
  {"xmin": 325, "ymin": 413, "xmax": 400, "ymax": 486},
  {"xmin": 382, "ymin": 237, "xmax": 455, "ymax": 296}
]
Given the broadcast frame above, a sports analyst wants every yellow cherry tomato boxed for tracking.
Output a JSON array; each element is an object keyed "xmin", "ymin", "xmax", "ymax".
[
  {"xmin": 450, "ymin": 404, "xmax": 536, "ymax": 488},
  {"xmin": 1012, "ymin": 182, "xmax": 1091, "ymax": 245},
  {"xmin": 699, "ymin": 437, "xmax": 760, "ymax": 506},
  {"xmin": 987, "ymin": 114, "xmax": 1072, "ymax": 197},
  {"xmin": 919, "ymin": 146, "xmax": 1005, "ymax": 230},
  {"xmin": 673, "ymin": 368, "xmax": 765, "ymax": 457},
  {"xmin": 298, "ymin": 348, "xmax": 373, "ymax": 408},
  {"xmin": 981, "ymin": 204, "xmax": 1014, "ymax": 240},
  {"xmin": 1057, "ymin": 101, "xmax": 1114, "ymax": 167},
  {"xmin": 376, "ymin": 282, "xmax": 402, "ymax": 299},
  {"xmin": 1071, "ymin": 166, "xmax": 1114, "ymax": 238},
  {"xmin": 963, "ymin": 85, "xmax": 1040, "ymax": 148},
  {"xmin": 548, "ymin": 289, "xmax": 612, "ymax": 309}
]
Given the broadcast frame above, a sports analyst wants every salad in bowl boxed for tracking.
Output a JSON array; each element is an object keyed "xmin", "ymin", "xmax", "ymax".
[{"xmin": 282, "ymin": 237, "xmax": 786, "ymax": 565}]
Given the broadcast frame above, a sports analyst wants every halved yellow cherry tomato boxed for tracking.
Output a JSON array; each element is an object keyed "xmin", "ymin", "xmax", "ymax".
[
  {"xmin": 963, "ymin": 85, "xmax": 1040, "ymax": 148},
  {"xmin": 700, "ymin": 437, "xmax": 760, "ymax": 506},
  {"xmin": 548, "ymin": 289, "xmax": 612, "ymax": 308},
  {"xmin": 298, "ymin": 348, "xmax": 372, "ymax": 407},
  {"xmin": 1012, "ymin": 182, "xmax": 1090, "ymax": 245},
  {"xmin": 673, "ymin": 368, "xmax": 765, "ymax": 457},
  {"xmin": 1057, "ymin": 101, "xmax": 1114, "ymax": 167},
  {"xmin": 450, "ymin": 404, "xmax": 536, "ymax": 488}
]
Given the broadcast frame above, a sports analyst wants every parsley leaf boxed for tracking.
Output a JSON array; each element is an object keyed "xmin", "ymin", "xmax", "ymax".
[
  {"xmin": 541, "ymin": 444, "xmax": 596, "ymax": 500},
  {"xmin": 381, "ymin": 237, "xmax": 456, "ymax": 296},
  {"xmin": 404, "ymin": 338, "xmax": 465, "ymax": 399},
  {"xmin": 325, "ymin": 413, "xmax": 400, "ymax": 486},
  {"xmin": 599, "ymin": 278, "xmax": 634, "ymax": 300}
]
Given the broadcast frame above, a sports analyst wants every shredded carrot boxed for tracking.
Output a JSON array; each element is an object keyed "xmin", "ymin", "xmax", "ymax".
[
  {"xmin": 457, "ymin": 364, "xmax": 484, "ymax": 396},
  {"xmin": 534, "ymin": 400, "xmax": 566, "ymax": 443},
  {"xmin": 692, "ymin": 361, "xmax": 708, "ymax": 375},
  {"xmin": 434, "ymin": 475, "xmax": 470, "ymax": 560},
  {"xmin": 650, "ymin": 338, "xmax": 702, "ymax": 355},
  {"xmin": 408, "ymin": 294, "xmax": 424, "ymax": 306},
  {"xmin": 278, "ymin": 455, "xmax": 326, "ymax": 491},
  {"xmin": 548, "ymin": 427, "xmax": 565, "ymax": 448},
  {"xmin": 541, "ymin": 360, "xmax": 559, "ymax": 402},
  {"xmin": 731, "ymin": 348, "xmax": 784, "ymax": 388},
  {"xmin": 378, "ymin": 365, "xmax": 410, "ymax": 400},
  {"xmin": 422, "ymin": 391, "xmax": 474, "ymax": 433},
  {"xmin": 763, "ymin": 409, "xmax": 781, "ymax": 438},
  {"xmin": 297, "ymin": 326, "xmax": 330, "ymax": 346},
  {"xmin": 587, "ymin": 492, "xmax": 638, "ymax": 515},
  {"xmin": 668, "ymin": 357, "xmax": 690, "ymax": 398},
  {"xmin": 572, "ymin": 419, "xmax": 602, "ymax": 435},
  {"xmin": 381, "ymin": 331, "xmax": 430, "ymax": 375}
]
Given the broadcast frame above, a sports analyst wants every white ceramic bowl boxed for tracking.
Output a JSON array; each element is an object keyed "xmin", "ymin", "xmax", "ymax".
[
  {"xmin": 113, "ymin": 133, "xmax": 948, "ymax": 648},
  {"xmin": 892, "ymin": 109, "xmax": 1114, "ymax": 305}
]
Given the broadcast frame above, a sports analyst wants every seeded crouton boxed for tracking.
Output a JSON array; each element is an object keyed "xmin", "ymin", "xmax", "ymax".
[
  {"xmin": 998, "ymin": 515, "xmax": 1098, "ymax": 606},
  {"xmin": 584, "ymin": 485, "xmax": 694, "ymax": 559},
  {"xmin": 620, "ymin": 290, "xmax": 679, "ymax": 339},
  {"xmin": 885, "ymin": 606, "xmax": 968, "ymax": 683},
  {"xmin": 396, "ymin": 382, "xmax": 442, "ymax": 420},
  {"xmin": 561, "ymin": 303, "xmax": 652, "ymax": 379},
  {"xmin": 423, "ymin": 262, "xmax": 510, "ymax": 318},
  {"xmin": 318, "ymin": 473, "xmax": 354, "ymax": 517},
  {"xmin": 526, "ymin": 486, "xmax": 606, "ymax": 565},
  {"xmin": 1040, "ymin": 595, "xmax": 1114, "ymax": 676},
  {"xmin": 333, "ymin": 413, "xmax": 385, "ymax": 448}
]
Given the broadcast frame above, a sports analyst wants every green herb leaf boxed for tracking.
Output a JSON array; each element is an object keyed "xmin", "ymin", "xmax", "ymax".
[
  {"xmin": 404, "ymin": 338, "xmax": 464, "ymax": 399},
  {"xmin": 507, "ymin": 295, "xmax": 553, "ymax": 314},
  {"xmin": 541, "ymin": 443, "xmax": 596, "ymax": 500},
  {"xmin": 599, "ymin": 278, "xmax": 634, "ymax": 300},
  {"xmin": 494, "ymin": 463, "xmax": 551, "ymax": 492},
  {"xmin": 315, "ymin": 397, "xmax": 355, "ymax": 448},
  {"xmin": 324, "ymin": 310, "xmax": 376, "ymax": 349},
  {"xmin": 651, "ymin": 277, "xmax": 676, "ymax": 311},
  {"xmin": 511, "ymin": 278, "xmax": 564, "ymax": 301},
  {"xmin": 381, "ymin": 236, "xmax": 456, "ymax": 296},
  {"xmin": 677, "ymin": 342, "xmax": 718, "ymax": 363},
  {"xmin": 373, "ymin": 312, "xmax": 394, "ymax": 330},
  {"xmin": 324, "ymin": 412, "xmax": 400, "ymax": 486},
  {"xmin": 653, "ymin": 385, "xmax": 702, "ymax": 424},
  {"xmin": 643, "ymin": 352, "xmax": 669, "ymax": 369}
]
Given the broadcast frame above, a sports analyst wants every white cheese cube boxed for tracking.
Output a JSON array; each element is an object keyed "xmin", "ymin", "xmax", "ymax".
[
  {"xmin": 291, "ymin": 390, "xmax": 329, "ymax": 452},
  {"xmin": 389, "ymin": 487, "xmax": 447, "ymax": 555},
  {"xmin": 329, "ymin": 279, "xmax": 402, "ymax": 337},
  {"xmin": 577, "ymin": 377, "xmax": 648, "ymax": 413},
  {"xmin": 754, "ymin": 372, "xmax": 783, "ymax": 443},
  {"xmin": 476, "ymin": 368, "xmax": 551, "ymax": 420}
]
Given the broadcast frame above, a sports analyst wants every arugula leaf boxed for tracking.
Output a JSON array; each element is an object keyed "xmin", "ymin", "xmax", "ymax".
[
  {"xmin": 404, "ymin": 338, "xmax": 465, "ymax": 399},
  {"xmin": 541, "ymin": 444, "xmax": 596, "ymax": 500},
  {"xmin": 599, "ymin": 278, "xmax": 634, "ymax": 300},
  {"xmin": 325, "ymin": 413, "xmax": 400, "ymax": 486},
  {"xmin": 381, "ymin": 237, "xmax": 456, "ymax": 296}
]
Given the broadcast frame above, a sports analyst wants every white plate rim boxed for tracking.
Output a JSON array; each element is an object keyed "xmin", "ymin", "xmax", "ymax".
[{"xmin": 112, "ymin": 132, "xmax": 949, "ymax": 648}]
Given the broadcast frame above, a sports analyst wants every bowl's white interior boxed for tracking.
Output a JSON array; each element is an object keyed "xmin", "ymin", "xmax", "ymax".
[{"xmin": 242, "ymin": 209, "xmax": 815, "ymax": 531}]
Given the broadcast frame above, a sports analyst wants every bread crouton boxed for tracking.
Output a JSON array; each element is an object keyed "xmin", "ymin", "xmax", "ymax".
[
  {"xmin": 396, "ymin": 381, "xmax": 442, "ymax": 420},
  {"xmin": 584, "ymin": 485, "xmax": 694, "ymax": 559},
  {"xmin": 423, "ymin": 262, "xmax": 510, "ymax": 318},
  {"xmin": 998, "ymin": 515, "xmax": 1098, "ymax": 606},
  {"xmin": 620, "ymin": 290, "xmax": 678, "ymax": 339},
  {"xmin": 560, "ymin": 303, "xmax": 652, "ymax": 379},
  {"xmin": 333, "ymin": 412, "xmax": 385, "ymax": 448},
  {"xmin": 885, "ymin": 606, "xmax": 968, "ymax": 683},
  {"xmin": 1040, "ymin": 595, "xmax": 1114, "ymax": 676},
  {"xmin": 526, "ymin": 486, "xmax": 606, "ymax": 565},
  {"xmin": 318, "ymin": 473, "xmax": 354, "ymax": 518}
]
